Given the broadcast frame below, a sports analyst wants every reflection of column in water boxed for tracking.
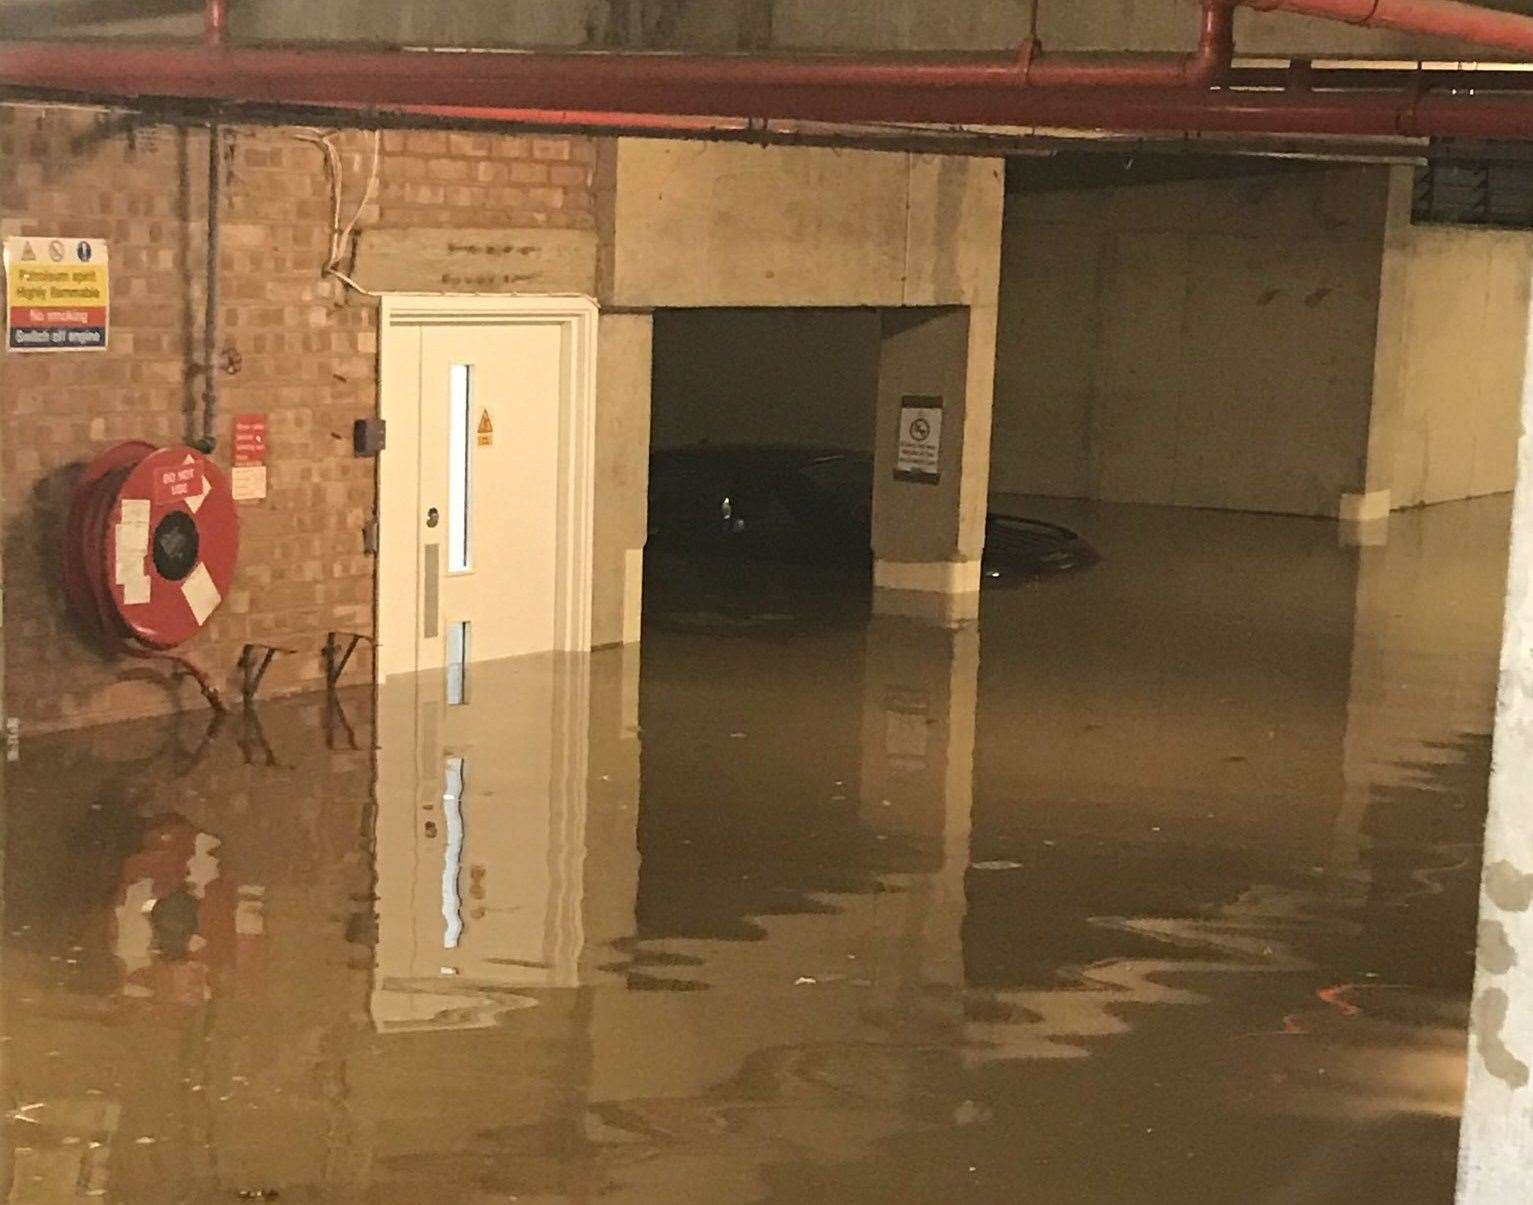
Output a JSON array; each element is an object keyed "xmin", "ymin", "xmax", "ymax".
[
  {"xmin": 1342, "ymin": 503, "xmax": 1507, "ymax": 867},
  {"xmin": 858, "ymin": 614, "xmax": 977, "ymax": 1030},
  {"xmin": 1334, "ymin": 537, "xmax": 1392, "ymax": 899}
]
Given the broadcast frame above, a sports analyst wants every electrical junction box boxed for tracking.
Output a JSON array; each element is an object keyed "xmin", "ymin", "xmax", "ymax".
[{"xmin": 354, "ymin": 418, "xmax": 386, "ymax": 457}]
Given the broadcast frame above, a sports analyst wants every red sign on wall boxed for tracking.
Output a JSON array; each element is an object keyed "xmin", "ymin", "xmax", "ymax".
[
  {"xmin": 233, "ymin": 414, "xmax": 267, "ymax": 466},
  {"xmin": 152, "ymin": 457, "xmax": 204, "ymax": 505},
  {"xmin": 231, "ymin": 414, "xmax": 268, "ymax": 502}
]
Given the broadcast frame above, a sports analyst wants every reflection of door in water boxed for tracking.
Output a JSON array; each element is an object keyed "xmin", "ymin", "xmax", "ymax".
[
  {"xmin": 378, "ymin": 297, "xmax": 596, "ymax": 681},
  {"xmin": 371, "ymin": 654, "xmax": 591, "ymax": 1033}
]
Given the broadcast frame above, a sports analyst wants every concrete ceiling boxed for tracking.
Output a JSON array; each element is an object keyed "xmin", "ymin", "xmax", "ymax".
[
  {"xmin": 13, "ymin": 1, "xmax": 1533, "ymax": 59},
  {"xmin": 0, "ymin": 0, "xmax": 201, "ymax": 38}
]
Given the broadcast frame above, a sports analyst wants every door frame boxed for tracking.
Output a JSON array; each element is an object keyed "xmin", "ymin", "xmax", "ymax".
[{"xmin": 377, "ymin": 294, "xmax": 598, "ymax": 679}]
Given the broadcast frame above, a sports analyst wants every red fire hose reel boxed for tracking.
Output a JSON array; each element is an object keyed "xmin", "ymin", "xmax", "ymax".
[{"xmin": 63, "ymin": 442, "xmax": 240, "ymax": 708}]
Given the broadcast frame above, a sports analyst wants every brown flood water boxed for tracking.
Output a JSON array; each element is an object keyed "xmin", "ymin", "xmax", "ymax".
[{"xmin": 0, "ymin": 496, "xmax": 1510, "ymax": 1202}]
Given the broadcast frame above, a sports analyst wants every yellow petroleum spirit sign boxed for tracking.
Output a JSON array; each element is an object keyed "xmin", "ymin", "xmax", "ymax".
[{"xmin": 4, "ymin": 237, "xmax": 109, "ymax": 351}]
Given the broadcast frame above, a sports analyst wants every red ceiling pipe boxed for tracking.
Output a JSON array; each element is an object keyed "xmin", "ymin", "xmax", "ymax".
[
  {"xmin": 7, "ymin": 37, "xmax": 1533, "ymax": 137},
  {"xmin": 0, "ymin": 0, "xmax": 1531, "ymax": 140},
  {"xmin": 0, "ymin": 45, "xmax": 1242, "ymax": 113},
  {"xmin": 1236, "ymin": 0, "xmax": 1533, "ymax": 54},
  {"xmin": 0, "ymin": 2, "xmax": 1236, "ymax": 106}
]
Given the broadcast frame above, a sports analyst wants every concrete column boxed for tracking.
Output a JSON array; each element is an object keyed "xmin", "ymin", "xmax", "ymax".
[
  {"xmin": 591, "ymin": 311, "xmax": 653, "ymax": 648},
  {"xmin": 1351, "ymin": 166, "xmax": 1414, "ymax": 528},
  {"xmin": 1459, "ymin": 285, "xmax": 1533, "ymax": 1198},
  {"xmin": 872, "ymin": 306, "xmax": 992, "ymax": 623}
]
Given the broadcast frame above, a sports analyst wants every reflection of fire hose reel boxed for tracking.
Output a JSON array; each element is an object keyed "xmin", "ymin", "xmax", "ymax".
[{"xmin": 63, "ymin": 442, "xmax": 240, "ymax": 710}]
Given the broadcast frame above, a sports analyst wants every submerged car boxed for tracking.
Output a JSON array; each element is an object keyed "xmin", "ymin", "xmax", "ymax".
[{"xmin": 648, "ymin": 445, "xmax": 1097, "ymax": 582}]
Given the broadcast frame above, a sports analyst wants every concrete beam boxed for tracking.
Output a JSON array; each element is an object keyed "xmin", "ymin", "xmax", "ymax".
[
  {"xmin": 859, "ymin": 614, "xmax": 977, "ymax": 1009},
  {"xmin": 601, "ymin": 141, "xmax": 1001, "ymax": 311}
]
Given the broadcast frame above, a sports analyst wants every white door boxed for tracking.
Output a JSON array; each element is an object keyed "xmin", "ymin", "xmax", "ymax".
[
  {"xmin": 372, "ymin": 296, "xmax": 597, "ymax": 1031},
  {"xmin": 378, "ymin": 296, "xmax": 596, "ymax": 681}
]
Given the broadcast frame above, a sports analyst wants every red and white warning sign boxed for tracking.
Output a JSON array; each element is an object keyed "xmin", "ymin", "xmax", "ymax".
[
  {"xmin": 153, "ymin": 456, "xmax": 208, "ymax": 506},
  {"xmin": 4, "ymin": 236, "xmax": 109, "ymax": 352},
  {"xmin": 231, "ymin": 413, "xmax": 267, "ymax": 502}
]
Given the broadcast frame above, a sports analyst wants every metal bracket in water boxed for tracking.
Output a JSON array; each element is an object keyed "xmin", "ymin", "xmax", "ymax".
[
  {"xmin": 324, "ymin": 691, "xmax": 360, "ymax": 751},
  {"xmin": 236, "ymin": 705, "xmax": 278, "ymax": 768}
]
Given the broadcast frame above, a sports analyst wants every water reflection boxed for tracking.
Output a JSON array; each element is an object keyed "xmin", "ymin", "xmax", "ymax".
[
  {"xmin": 0, "ymin": 497, "xmax": 1509, "ymax": 1201},
  {"xmin": 373, "ymin": 655, "xmax": 602, "ymax": 1032}
]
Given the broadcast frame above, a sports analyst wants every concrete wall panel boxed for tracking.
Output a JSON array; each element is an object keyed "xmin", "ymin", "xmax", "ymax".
[
  {"xmin": 1478, "ymin": 246, "xmax": 1531, "ymax": 499},
  {"xmin": 990, "ymin": 216, "xmax": 1097, "ymax": 500},
  {"xmin": 1091, "ymin": 231, "xmax": 1187, "ymax": 507},
  {"xmin": 1384, "ymin": 224, "xmax": 1533, "ymax": 510},
  {"xmin": 995, "ymin": 167, "xmax": 1390, "ymax": 517},
  {"xmin": 1177, "ymin": 232, "xmax": 1379, "ymax": 513}
]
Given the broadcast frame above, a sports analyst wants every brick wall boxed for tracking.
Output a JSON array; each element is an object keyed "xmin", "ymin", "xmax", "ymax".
[{"xmin": 0, "ymin": 104, "xmax": 596, "ymax": 732}]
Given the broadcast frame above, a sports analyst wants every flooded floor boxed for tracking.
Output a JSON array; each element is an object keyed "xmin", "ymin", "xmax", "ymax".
[{"xmin": 1, "ymin": 496, "xmax": 1512, "ymax": 1202}]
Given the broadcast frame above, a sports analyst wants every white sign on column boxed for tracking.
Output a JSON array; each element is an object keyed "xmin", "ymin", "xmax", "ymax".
[{"xmin": 895, "ymin": 395, "xmax": 943, "ymax": 485}]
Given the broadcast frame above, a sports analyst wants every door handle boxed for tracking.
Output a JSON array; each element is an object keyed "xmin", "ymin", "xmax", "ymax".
[{"xmin": 426, "ymin": 507, "xmax": 441, "ymax": 529}]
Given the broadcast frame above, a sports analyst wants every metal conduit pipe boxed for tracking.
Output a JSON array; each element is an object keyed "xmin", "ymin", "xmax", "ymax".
[
  {"xmin": 388, "ymin": 89, "xmax": 1533, "ymax": 139},
  {"xmin": 1236, "ymin": 0, "xmax": 1533, "ymax": 56},
  {"xmin": 198, "ymin": 117, "xmax": 221, "ymax": 453},
  {"xmin": 195, "ymin": 0, "xmax": 225, "ymax": 453},
  {"xmin": 1228, "ymin": 64, "xmax": 1533, "ymax": 91}
]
